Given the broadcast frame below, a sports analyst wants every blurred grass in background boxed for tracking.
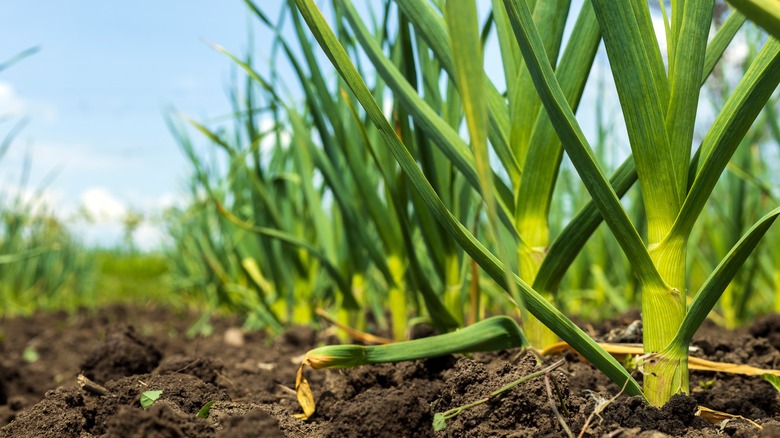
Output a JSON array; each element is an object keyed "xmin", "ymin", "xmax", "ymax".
[
  {"xmin": 1, "ymin": 47, "xmax": 92, "ymax": 317},
  {"xmin": 0, "ymin": 203, "xmax": 94, "ymax": 315}
]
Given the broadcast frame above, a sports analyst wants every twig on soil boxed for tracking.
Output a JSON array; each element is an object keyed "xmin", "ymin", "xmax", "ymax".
[
  {"xmin": 544, "ymin": 374, "xmax": 573, "ymax": 437},
  {"xmin": 550, "ymin": 372, "xmax": 570, "ymax": 417},
  {"xmin": 77, "ymin": 374, "xmax": 109, "ymax": 396},
  {"xmin": 432, "ymin": 359, "xmax": 566, "ymax": 432},
  {"xmin": 278, "ymin": 384, "xmax": 297, "ymax": 396},
  {"xmin": 173, "ymin": 359, "xmax": 202, "ymax": 374},
  {"xmin": 577, "ymin": 377, "xmax": 631, "ymax": 438}
]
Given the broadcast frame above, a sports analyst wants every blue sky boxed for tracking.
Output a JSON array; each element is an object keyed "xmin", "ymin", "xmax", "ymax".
[{"xmin": 0, "ymin": 1, "xmax": 292, "ymax": 248}]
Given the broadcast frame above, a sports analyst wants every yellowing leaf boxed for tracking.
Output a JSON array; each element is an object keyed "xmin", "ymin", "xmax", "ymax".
[
  {"xmin": 696, "ymin": 405, "xmax": 762, "ymax": 430},
  {"xmin": 544, "ymin": 341, "xmax": 780, "ymax": 377},
  {"xmin": 295, "ymin": 363, "xmax": 315, "ymax": 420}
]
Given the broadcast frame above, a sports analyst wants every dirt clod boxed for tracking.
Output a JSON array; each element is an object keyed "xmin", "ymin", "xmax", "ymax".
[
  {"xmin": 217, "ymin": 407, "xmax": 284, "ymax": 438},
  {"xmin": 81, "ymin": 325, "xmax": 162, "ymax": 384}
]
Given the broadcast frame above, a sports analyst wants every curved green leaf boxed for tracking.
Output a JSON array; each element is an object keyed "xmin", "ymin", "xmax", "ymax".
[
  {"xmin": 590, "ymin": 0, "xmax": 678, "ymax": 241},
  {"xmin": 666, "ymin": 1, "xmax": 714, "ymax": 195},
  {"xmin": 502, "ymin": 0, "xmax": 665, "ymax": 290},
  {"xmin": 670, "ymin": 37, "xmax": 780, "ymax": 240},
  {"xmin": 445, "ymin": 0, "xmax": 491, "ymax": 215},
  {"xmin": 728, "ymin": 0, "xmax": 780, "ymax": 39},
  {"xmin": 515, "ymin": 0, "xmax": 600, "ymax": 232},
  {"xmin": 394, "ymin": 0, "xmax": 519, "ymax": 184},
  {"xmin": 673, "ymin": 206, "xmax": 780, "ymax": 346}
]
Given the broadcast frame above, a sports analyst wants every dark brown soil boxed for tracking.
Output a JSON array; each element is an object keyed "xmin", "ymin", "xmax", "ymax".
[{"xmin": 1, "ymin": 305, "xmax": 779, "ymax": 437}]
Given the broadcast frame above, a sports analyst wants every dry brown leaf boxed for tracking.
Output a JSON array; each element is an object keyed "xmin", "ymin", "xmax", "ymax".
[
  {"xmin": 688, "ymin": 356, "xmax": 780, "ymax": 376},
  {"xmin": 542, "ymin": 342, "xmax": 780, "ymax": 377},
  {"xmin": 696, "ymin": 405, "xmax": 762, "ymax": 430},
  {"xmin": 315, "ymin": 308, "xmax": 393, "ymax": 345},
  {"xmin": 294, "ymin": 362, "xmax": 316, "ymax": 420}
]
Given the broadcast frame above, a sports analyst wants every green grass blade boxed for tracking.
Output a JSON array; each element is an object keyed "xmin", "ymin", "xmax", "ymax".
[
  {"xmin": 305, "ymin": 316, "xmax": 528, "ymax": 368},
  {"xmin": 630, "ymin": 1, "xmax": 670, "ymax": 108},
  {"xmin": 292, "ymin": 0, "xmax": 642, "ymax": 397},
  {"xmin": 0, "ymin": 118, "xmax": 29, "ymax": 161},
  {"xmin": 703, "ymin": 11, "xmax": 747, "ymax": 81},
  {"xmin": 672, "ymin": 206, "xmax": 780, "ymax": 346},
  {"xmin": 444, "ymin": 0, "xmax": 501, "ymax": 320},
  {"xmin": 286, "ymin": 0, "xmax": 341, "ymax": 139},
  {"xmin": 515, "ymin": 0, "xmax": 600, "ymax": 231},
  {"xmin": 445, "ymin": 0, "xmax": 490, "ymax": 213},
  {"xmin": 490, "ymin": 0, "xmax": 521, "ymax": 94},
  {"xmin": 339, "ymin": 0, "xmax": 515, "ymax": 227},
  {"xmin": 728, "ymin": 0, "xmax": 780, "ymax": 39},
  {"xmin": 535, "ymin": 156, "xmax": 637, "ymax": 292},
  {"xmin": 590, "ymin": 0, "xmax": 678, "ymax": 241},
  {"xmin": 666, "ymin": 1, "xmax": 714, "ymax": 193},
  {"xmin": 502, "ymin": 0, "xmax": 665, "ymax": 290},
  {"xmin": 0, "ymin": 46, "xmax": 40, "ymax": 73},
  {"xmin": 394, "ymin": 0, "xmax": 520, "ymax": 184},
  {"xmin": 671, "ymin": 37, "xmax": 780, "ymax": 240},
  {"xmin": 508, "ymin": 0, "xmax": 570, "ymax": 169},
  {"xmin": 0, "ymin": 246, "xmax": 55, "ymax": 265}
]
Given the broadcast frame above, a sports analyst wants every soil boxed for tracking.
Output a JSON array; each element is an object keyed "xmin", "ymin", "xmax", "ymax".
[{"xmin": 2, "ymin": 305, "xmax": 779, "ymax": 437}]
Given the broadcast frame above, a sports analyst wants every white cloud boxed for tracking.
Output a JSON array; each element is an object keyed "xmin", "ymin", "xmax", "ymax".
[
  {"xmin": 0, "ymin": 81, "xmax": 58, "ymax": 121},
  {"xmin": 79, "ymin": 187, "xmax": 127, "ymax": 222},
  {"xmin": 70, "ymin": 187, "xmax": 176, "ymax": 250},
  {"xmin": 134, "ymin": 222, "xmax": 165, "ymax": 252},
  {"xmin": 0, "ymin": 82, "xmax": 26, "ymax": 116},
  {"xmin": 156, "ymin": 192, "xmax": 180, "ymax": 210}
]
